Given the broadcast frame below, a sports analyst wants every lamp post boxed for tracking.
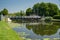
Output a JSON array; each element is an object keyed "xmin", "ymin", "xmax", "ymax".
[{"xmin": 33, "ymin": 9, "xmax": 35, "ymax": 15}]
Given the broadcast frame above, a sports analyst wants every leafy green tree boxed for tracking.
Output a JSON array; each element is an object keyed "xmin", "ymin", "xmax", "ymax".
[
  {"xmin": 26, "ymin": 2, "xmax": 59, "ymax": 16},
  {"xmin": 26, "ymin": 8, "xmax": 32, "ymax": 16},
  {"xmin": 26, "ymin": 22, "xmax": 60, "ymax": 36},
  {"xmin": 47, "ymin": 3, "xmax": 59, "ymax": 16},
  {"xmin": 33, "ymin": 3, "xmax": 40, "ymax": 15},
  {"xmin": 15, "ymin": 12, "xmax": 20, "ymax": 16},
  {"xmin": 59, "ymin": 10, "xmax": 60, "ymax": 15},
  {"xmin": 14, "ymin": 10, "xmax": 25, "ymax": 16},
  {"xmin": 0, "ymin": 11, "xmax": 1, "ymax": 15},
  {"xmin": 39, "ymin": 2, "xmax": 48, "ymax": 16},
  {"xmin": 0, "ymin": 8, "xmax": 8, "ymax": 16},
  {"xmin": 20, "ymin": 11, "xmax": 24, "ymax": 16}
]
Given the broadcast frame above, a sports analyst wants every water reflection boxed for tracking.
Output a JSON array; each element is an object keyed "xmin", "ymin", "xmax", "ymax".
[
  {"xmin": 13, "ymin": 22, "xmax": 60, "ymax": 39},
  {"xmin": 26, "ymin": 22, "xmax": 60, "ymax": 36}
]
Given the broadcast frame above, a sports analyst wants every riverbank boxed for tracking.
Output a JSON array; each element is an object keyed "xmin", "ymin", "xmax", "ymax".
[
  {"xmin": 0, "ymin": 21, "xmax": 23, "ymax": 40},
  {"xmin": 52, "ymin": 19, "xmax": 60, "ymax": 22},
  {"xmin": 8, "ymin": 22, "xmax": 22, "ymax": 28}
]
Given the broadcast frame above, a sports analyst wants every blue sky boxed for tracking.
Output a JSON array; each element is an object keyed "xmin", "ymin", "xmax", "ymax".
[{"xmin": 0, "ymin": 0, "xmax": 60, "ymax": 13}]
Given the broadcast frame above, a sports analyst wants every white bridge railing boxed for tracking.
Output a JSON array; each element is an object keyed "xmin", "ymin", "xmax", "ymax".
[{"xmin": 8, "ymin": 16, "xmax": 41, "ymax": 18}]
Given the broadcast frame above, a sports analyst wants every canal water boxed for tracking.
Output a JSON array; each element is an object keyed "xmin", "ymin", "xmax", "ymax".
[{"xmin": 12, "ymin": 22, "xmax": 60, "ymax": 40}]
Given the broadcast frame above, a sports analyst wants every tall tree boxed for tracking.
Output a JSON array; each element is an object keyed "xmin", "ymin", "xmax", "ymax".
[
  {"xmin": 14, "ymin": 10, "xmax": 25, "ymax": 16},
  {"xmin": 39, "ymin": 2, "xmax": 48, "ymax": 16},
  {"xmin": 58, "ymin": 10, "xmax": 60, "ymax": 16},
  {"xmin": 26, "ymin": 8, "xmax": 32, "ymax": 16},
  {"xmin": 33, "ymin": 3, "xmax": 40, "ymax": 15},
  {"xmin": 26, "ymin": 2, "xmax": 59, "ymax": 16},
  {"xmin": 1, "ymin": 8, "xmax": 8, "ymax": 16},
  {"xmin": 47, "ymin": 3, "xmax": 59, "ymax": 16}
]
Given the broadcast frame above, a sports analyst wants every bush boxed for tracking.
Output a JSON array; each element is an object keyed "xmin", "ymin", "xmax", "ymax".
[
  {"xmin": 53, "ymin": 15, "xmax": 60, "ymax": 19},
  {"xmin": 45, "ymin": 17, "xmax": 52, "ymax": 22}
]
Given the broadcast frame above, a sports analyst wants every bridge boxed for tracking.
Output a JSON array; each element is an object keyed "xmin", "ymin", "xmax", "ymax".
[
  {"xmin": 8, "ymin": 16, "xmax": 41, "ymax": 23},
  {"xmin": 8, "ymin": 16, "xmax": 41, "ymax": 18}
]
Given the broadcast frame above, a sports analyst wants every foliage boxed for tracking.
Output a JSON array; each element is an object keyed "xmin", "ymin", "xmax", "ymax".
[
  {"xmin": 53, "ymin": 15, "xmax": 60, "ymax": 19},
  {"xmin": 47, "ymin": 3, "xmax": 59, "ymax": 16},
  {"xmin": 8, "ymin": 13, "xmax": 16, "ymax": 16},
  {"xmin": 0, "ymin": 8, "xmax": 8, "ymax": 16},
  {"xmin": 8, "ymin": 10, "xmax": 26, "ymax": 16},
  {"xmin": 26, "ymin": 8, "xmax": 32, "ymax": 16},
  {"xmin": 26, "ymin": 22, "xmax": 60, "ymax": 36},
  {"xmin": 13, "ymin": 11, "xmax": 25, "ymax": 16},
  {"xmin": 45, "ymin": 17, "xmax": 52, "ymax": 22},
  {"xmin": 59, "ymin": 10, "xmax": 60, "ymax": 15},
  {"xmin": 14, "ymin": 12, "xmax": 20, "ymax": 16}
]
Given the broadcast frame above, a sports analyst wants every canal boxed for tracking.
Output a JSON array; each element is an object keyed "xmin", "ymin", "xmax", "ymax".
[{"xmin": 12, "ymin": 22, "xmax": 60, "ymax": 40}]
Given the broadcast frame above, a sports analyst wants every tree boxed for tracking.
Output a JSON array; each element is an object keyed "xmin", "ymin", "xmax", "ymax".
[
  {"xmin": 33, "ymin": 3, "xmax": 40, "ymax": 15},
  {"xmin": 0, "ymin": 11, "xmax": 1, "ymax": 15},
  {"xmin": 32, "ymin": 2, "xmax": 49, "ymax": 16},
  {"xmin": 14, "ymin": 10, "xmax": 25, "ymax": 16},
  {"xmin": 15, "ymin": 12, "xmax": 20, "ymax": 16},
  {"xmin": 58, "ymin": 10, "xmax": 60, "ymax": 15},
  {"xmin": 26, "ymin": 22, "xmax": 59, "ymax": 36},
  {"xmin": 20, "ymin": 11, "xmax": 24, "ymax": 16},
  {"xmin": 26, "ymin": 8, "xmax": 32, "ymax": 16},
  {"xmin": 47, "ymin": 3, "xmax": 59, "ymax": 16},
  {"xmin": 0, "ymin": 8, "xmax": 8, "ymax": 16},
  {"xmin": 26, "ymin": 2, "xmax": 59, "ymax": 16}
]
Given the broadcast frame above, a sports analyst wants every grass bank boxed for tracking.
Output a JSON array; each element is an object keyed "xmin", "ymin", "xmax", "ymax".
[{"xmin": 0, "ymin": 21, "xmax": 23, "ymax": 40}]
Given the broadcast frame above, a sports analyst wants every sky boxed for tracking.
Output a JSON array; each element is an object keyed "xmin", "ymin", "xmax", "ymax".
[{"xmin": 0, "ymin": 0, "xmax": 60, "ymax": 13}]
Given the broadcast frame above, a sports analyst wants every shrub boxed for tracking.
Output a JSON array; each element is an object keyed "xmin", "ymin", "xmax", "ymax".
[
  {"xmin": 45, "ymin": 17, "xmax": 52, "ymax": 22},
  {"xmin": 53, "ymin": 15, "xmax": 60, "ymax": 19}
]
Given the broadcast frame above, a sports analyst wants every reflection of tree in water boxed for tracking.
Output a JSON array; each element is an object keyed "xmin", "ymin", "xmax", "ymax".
[{"xmin": 26, "ymin": 22, "xmax": 60, "ymax": 36}]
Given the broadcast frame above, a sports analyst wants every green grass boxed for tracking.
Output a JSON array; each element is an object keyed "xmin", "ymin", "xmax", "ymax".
[{"xmin": 0, "ymin": 21, "xmax": 23, "ymax": 40}]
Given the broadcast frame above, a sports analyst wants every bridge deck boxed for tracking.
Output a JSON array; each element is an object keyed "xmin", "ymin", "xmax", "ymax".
[{"xmin": 9, "ymin": 16, "xmax": 41, "ymax": 19}]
